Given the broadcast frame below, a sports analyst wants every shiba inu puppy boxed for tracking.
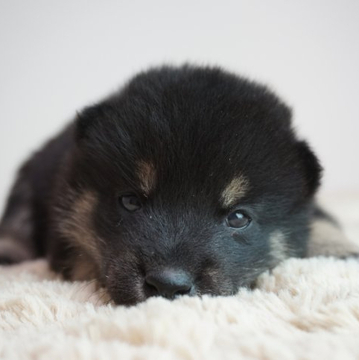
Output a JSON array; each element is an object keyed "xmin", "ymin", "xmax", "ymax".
[{"xmin": 0, "ymin": 65, "xmax": 357, "ymax": 305}]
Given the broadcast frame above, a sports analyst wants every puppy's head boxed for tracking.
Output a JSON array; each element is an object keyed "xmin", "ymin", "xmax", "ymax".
[{"xmin": 69, "ymin": 65, "xmax": 321, "ymax": 305}]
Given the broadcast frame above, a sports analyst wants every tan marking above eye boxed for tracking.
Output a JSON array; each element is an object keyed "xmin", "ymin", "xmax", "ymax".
[
  {"xmin": 137, "ymin": 161, "xmax": 156, "ymax": 194},
  {"xmin": 221, "ymin": 176, "xmax": 249, "ymax": 207}
]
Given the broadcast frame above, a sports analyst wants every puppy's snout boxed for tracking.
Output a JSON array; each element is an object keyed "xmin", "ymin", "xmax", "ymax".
[{"xmin": 145, "ymin": 269, "xmax": 194, "ymax": 299}]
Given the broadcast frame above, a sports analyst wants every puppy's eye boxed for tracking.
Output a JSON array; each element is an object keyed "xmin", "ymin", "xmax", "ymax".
[
  {"xmin": 226, "ymin": 211, "xmax": 251, "ymax": 229},
  {"xmin": 120, "ymin": 195, "xmax": 142, "ymax": 212}
]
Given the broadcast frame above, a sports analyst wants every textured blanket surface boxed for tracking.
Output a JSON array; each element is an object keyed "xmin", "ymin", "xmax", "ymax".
[{"xmin": 1, "ymin": 194, "xmax": 359, "ymax": 360}]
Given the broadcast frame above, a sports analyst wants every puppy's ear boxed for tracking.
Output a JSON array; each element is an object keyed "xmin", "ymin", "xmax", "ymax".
[
  {"xmin": 75, "ymin": 104, "xmax": 111, "ymax": 142},
  {"xmin": 297, "ymin": 140, "xmax": 323, "ymax": 198}
]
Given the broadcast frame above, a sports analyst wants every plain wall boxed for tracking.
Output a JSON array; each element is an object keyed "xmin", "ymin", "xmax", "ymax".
[{"xmin": 1, "ymin": 0, "xmax": 359, "ymax": 213}]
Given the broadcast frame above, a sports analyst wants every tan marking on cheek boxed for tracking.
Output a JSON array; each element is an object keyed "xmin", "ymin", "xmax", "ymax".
[
  {"xmin": 137, "ymin": 161, "xmax": 156, "ymax": 194},
  {"xmin": 59, "ymin": 191, "xmax": 101, "ymax": 264},
  {"xmin": 307, "ymin": 219, "xmax": 359, "ymax": 257},
  {"xmin": 221, "ymin": 176, "xmax": 249, "ymax": 207},
  {"xmin": 70, "ymin": 252, "xmax": 101, "ymax": 281},
  {"xmin": 269, "ymin": 230, "xmax": 288, "ymax": 264},
  {"xmin": 204, "ymin": 268, "xmax": 234, "ymax": 296}
]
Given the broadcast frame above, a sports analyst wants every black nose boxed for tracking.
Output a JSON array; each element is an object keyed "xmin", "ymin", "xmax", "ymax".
[{"xmin": 145, "ymin": 269, "xmax": 193, "ymax": 299}]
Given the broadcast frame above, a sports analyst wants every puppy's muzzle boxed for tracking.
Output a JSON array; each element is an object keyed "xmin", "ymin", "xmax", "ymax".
[{"xmin": 145, "ymin": 269, "xmax": 194, "ymax": 299}]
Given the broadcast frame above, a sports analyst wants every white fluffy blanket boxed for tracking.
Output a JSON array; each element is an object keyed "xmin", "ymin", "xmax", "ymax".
[{"xmin": 1, "ymin": 194, "xmax": 359, "ymax": 360}]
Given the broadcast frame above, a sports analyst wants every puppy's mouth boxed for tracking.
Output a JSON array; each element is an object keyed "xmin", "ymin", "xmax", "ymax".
[{"xmin": 104, "ymin": 261, "xmax": 237, "ymax": 306}]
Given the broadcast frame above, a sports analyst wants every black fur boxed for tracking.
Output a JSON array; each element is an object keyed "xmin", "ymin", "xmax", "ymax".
[{"xmin": 0, "ymin": 65, "xmax": 325, "ymax": 305}]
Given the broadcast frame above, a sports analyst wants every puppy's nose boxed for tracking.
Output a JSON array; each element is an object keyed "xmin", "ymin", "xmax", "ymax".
[{"xmin": 145, "ymin": 269, "xmax": 193, "ymax": 299}]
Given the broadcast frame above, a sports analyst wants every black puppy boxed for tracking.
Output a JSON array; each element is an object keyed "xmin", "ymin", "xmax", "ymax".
[{"xmin": 0, "ymin": 65, "xmax": 356, "ymax": 305}]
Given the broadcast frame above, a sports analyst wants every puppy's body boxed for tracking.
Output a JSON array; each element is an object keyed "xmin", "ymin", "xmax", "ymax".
[{"xmin": 0, "ymin": 65, "xmax": 357, "ymax": 305}]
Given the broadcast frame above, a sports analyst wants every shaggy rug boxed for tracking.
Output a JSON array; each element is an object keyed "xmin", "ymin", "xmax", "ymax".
[{"xmin": 1, "ymin": 193, "xmax": 359, "ymax": 360}]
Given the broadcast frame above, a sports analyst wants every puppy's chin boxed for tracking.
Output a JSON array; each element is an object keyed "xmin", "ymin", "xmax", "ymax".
[
  {"xmin": 108, "ymin": 283, "xmax": 243, "ymax": 306},
  {"xmin": 109, "ymin": 290, "xmax": 147, "ymax": 307}
]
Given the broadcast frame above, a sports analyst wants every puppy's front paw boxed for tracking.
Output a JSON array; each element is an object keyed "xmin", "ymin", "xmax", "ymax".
[
  {"xmin": 0, "ymin": 237, "xmax": 33, "ymax": 265},
  {"xmin": 307, "ymin": 218, "xmax": 359, "ymax": 259},
  {"xmin": 339, "ymin": 253, "xmax": 359, "ymax": 260}
]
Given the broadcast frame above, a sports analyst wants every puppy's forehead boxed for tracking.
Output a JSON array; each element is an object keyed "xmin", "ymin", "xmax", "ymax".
[{"xmin": 86, "ymin": 66, "xmax": 298, "ymax": 201}]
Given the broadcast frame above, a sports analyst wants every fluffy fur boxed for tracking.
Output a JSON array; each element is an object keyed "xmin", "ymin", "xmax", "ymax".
[{"xmin": 0, "ymin": 65, "xmax": 357, "ymax": 306}]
